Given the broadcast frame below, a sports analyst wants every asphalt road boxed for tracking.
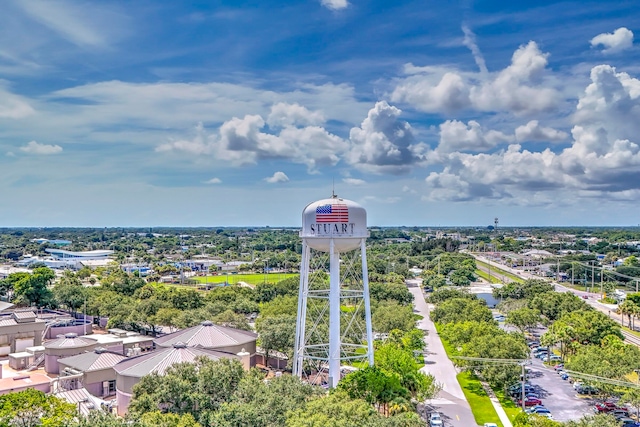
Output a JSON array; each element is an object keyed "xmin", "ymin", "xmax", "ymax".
[{"xmin": 407, "ymin": 281, "xmax": 480, "ymax": 427}]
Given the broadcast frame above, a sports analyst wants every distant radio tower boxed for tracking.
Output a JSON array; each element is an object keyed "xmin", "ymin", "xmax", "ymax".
[{"xmin": 494, "ymin": 217, "xmax": 499, "ymax": 231}]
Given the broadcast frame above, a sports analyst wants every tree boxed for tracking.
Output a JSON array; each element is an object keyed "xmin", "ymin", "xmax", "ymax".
[
  {"xmin": 620, "ymin": 388, "xmax": 640, "ymax": 421},
  {"xmin": 212, "ymin": 309, "xmax": 252, "ymax": 331},
  {"xmin": 255, "ymin": 315, "xmax": 296, "ymax": 361},
  {"xmin": 129, "ymin": 358, "xmax": 246, "ymax": 423},
  {"xmin": 564, "ymin": 413, "xmax": 623, "ymax": 426},
  {"xmin": 566, "ymin": 336, "xmax": 640, "ymax": 381},
  {"xmin": 372, "ymin": 302, "xmax": 418, "ymax": 334},
  {"xmin": 286, "ymin": 390, "xmax": 423, "ymax": 427},
  {"xmin": 13, "ymin": 267, "xmax": 55, "ymax": 307},
  {"xmin": 506, "ymin": 307, "xmax": 541, "ymax": 333},
  {"xmin": 337, "ymin": 366, "xmax": 408, "ymax": 416},
  {"xmin": 542, "ymin": 310, "xmax": 622, "ymax": 356},
  {"xmin": 618, "ymin": 300, "xmax": 638, "ymax": 329},
  {"xmin": 430, "ymin": 298, "xmax": 493, "ymax": 325},
  {"xmin": 212, "ymin": 373, "xmax": 321, "ymax": 427},
  {"xmin": 375, "ymin": 342, "xmax": 440, "ymax": 400},
  {"xmin": 53, "ymin": 277, "xmax": 86, "ymax": 313},
  {"xmin": 0, "ymin": 389, "xmax": 76, "ymax": 427}
]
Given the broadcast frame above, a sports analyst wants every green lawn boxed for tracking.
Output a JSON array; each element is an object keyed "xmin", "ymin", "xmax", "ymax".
[
  {"xmin": 191, "ymin": 273, "xmax": 297, "ymax": 285},
  {"xmin": 437, "ymin": 324, "xmax": 515, "ymax": 426},
  {"xmin": 495, "ymin": 389, "xmax": 522, "ymax": 423},
  {"xmin": 475, "ymin": 269, "xmax": 503, "ymax": 284},
  {"xmin": 475, "ymin": 261, "xmax": 524, "ymax": 283},
  {"xmin": 457, "ymin": 371, "xmax": 504, "ymax": 427}
]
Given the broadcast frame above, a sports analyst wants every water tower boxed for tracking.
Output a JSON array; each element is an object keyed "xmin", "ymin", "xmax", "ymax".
[{"xmin": 293, "ymin": 194, "xmax": 374, "ymax": 388}]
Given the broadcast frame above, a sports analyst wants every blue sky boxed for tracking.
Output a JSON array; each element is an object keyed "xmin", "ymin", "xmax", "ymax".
[{"xmin": 1, "ymin": 0, "xmax": 639, "ymax": 227}]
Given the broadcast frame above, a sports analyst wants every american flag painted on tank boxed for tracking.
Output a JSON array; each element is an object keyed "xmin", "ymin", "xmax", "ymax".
[{"xmin": 316, "ymin": 203, "xmax": 349, "ymax": 223}]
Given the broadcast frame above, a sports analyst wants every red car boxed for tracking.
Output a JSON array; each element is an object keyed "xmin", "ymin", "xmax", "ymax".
[
  {"xmin": 519, "ymin": 397, "xmax": 543, "ymax": 407},
  {"xmin": 594, "ymin": 402, "xmax": 628, "ymax": 413}
]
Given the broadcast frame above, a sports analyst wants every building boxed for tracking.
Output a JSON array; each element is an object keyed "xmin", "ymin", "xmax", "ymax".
[
  {"xmin": 0, "ymin": 310, "xmax": 46, "ymax": 356},
  {"xmin": 113, "ymin": 343, "xmax": 242, "ymax": 415},
  {"xmin": 57, "ymin": 348, "xmax": 127, "ymax": 398},
  {"xmin": 43, "ymin": 333, "xmax": 97, "ymax": 374},
  {"xmin": 153, "ymin": 320, "xmax": 258, "ymax": 361}
]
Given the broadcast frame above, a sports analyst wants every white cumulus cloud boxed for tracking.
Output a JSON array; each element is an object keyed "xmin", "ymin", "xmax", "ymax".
[
  {"xmin": 422, "ymin": 63, "xmax": 640, "ymax": 204},
  {"xmin": 347, "ymin": 101, "xmax": 426, "ymax": 174},
  {"xmin": 515, "ymin": 120, "xmax": 568, "ymax": 143},
  {"xmin": 392, "ymin": 41, "xmax": 560, "ymax": 116},
  {"xmin": 591, "ymin": 27, "xmax": 634, "ymax": 54},
  {"xmin": 204, "ymin": 178, "xmax": 222, "ymax": 184},
  {"xmin": 266, "ymin": 102, "xmax": 325, "ymax": 127},
  {"xmin": 438, "ymin": 120, "xmax": 513, "ymax": 153},
  {"xmin": 321, "ymin": 0, "xmax": 348, "ymax": 10},
  {"xmin": 19, "ymin": 140, "xmax": 63, "ymax": 155},
  {"xmin": 264, "ymin": 171, "xmax": 289, "ymax": 183}
]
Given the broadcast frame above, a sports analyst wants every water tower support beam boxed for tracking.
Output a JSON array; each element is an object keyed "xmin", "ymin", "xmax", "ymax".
[
  {"xmin": 329, "ymin": 239, "xmax": 341, "ymax": 388},
  {"xmin": 361, "ymin": 238, "xmax": 374, "ymax": 366},
  {"xmin": 293, "ymin": 241, "xmax": 310, "ymax": 377}
]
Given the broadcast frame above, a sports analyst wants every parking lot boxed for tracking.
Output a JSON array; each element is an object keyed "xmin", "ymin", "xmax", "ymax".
[{"xmin": 525, "ymin": 356, "xmax": 595, "ymax": 422}]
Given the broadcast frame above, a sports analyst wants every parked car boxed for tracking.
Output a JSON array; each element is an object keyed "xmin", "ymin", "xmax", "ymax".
[
  {"xmin": 554, "ymin": 364, "xmax": 564, "ymax": 371},
  {"xmin": 518, "ymin": 397, "xmax": 543, "ymax": 407},
  {"xmin": 549, "ymin": 355, "xmax": 563, "ymax": 362},
  {"xmin": 575, "ymin": 383, "xmax": 599, "ymax": 395},
  {"xmin": 618, "ymin": 418, "xmax": 640, "ymax": 427},
  {"xmin": 594, "ymin": 402, "xmax": 625, "ymax": 413},
  {"xmin": 611, "ymin": 409, "xmax": 630, "ymax": 419},
  {"xmin": 560, "ymin": 372, "xmax": 570, "ymax": 380},
  {"xmin": 429, "ymin": 412, "xmax": 444, "ymax": 427},
  {"xmin": 483, "ymin": 424, "xmax": 498, "ymax": 427},
  {"xmin": 526, "ymin": 405, "xmax": 549, "ymax": 414}
]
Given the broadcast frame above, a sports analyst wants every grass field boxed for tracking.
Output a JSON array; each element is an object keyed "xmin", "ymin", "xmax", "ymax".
[
  {"xmin": 475, "ymin": 260, "xmax": 524, "ymax": 283},
  {"xmin": 475, "ymin": 269, "xmax": 503, "ymax": 284},
  {"xmin": 457, "ymin": 371, "xmax": 504, "ymax": 427},
  {"xmin": 191, "ymin": 273, "xmax": 297, "ymax": 285}
]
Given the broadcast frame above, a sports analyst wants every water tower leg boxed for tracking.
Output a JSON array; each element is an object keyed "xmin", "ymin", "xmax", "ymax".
[
  {"xmin": 361, "ymin": 238, "xmax": 374, "ymax": 366},
  {"xmin": 293, "ymin": 242, "xmax": 310, "ymax": 377},
  {"xmin": 329, "ymin": 239, "xmax": 341, "ymax": 388}
]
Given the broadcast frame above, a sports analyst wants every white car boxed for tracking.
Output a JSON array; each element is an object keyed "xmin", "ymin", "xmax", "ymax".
[
  {"xmin": 484, "ymin": 424, "xmax": 499, "ymax": 427},
  {"xmin": 429, "ymin": 412, "xmax": 444, "ymax": 426}
]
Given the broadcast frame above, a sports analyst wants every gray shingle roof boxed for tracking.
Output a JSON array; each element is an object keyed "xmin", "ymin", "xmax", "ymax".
[
  {"xmin": 58, "ymin": 348, "xmax": 127, "ymax": 372},
  {"xmin": 114, "ymin": 343, "xmax": 239, "ymax": 378},
  {"xmin": 153, "ymin": 321, "xmax": 257, "ymax": 349}
]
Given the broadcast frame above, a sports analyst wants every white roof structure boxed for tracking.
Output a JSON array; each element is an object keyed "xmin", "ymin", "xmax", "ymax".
[
  {"xmin": 46, "ymin": 249, "xmax": 114, "ymax": 260},
  {"xmin": 522, "ymin": 249, "xmax": 553, "ymax": 258}
]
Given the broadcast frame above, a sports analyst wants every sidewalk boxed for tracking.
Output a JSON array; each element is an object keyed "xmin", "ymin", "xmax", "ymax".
[
  {"xmin": 408, "ymin": 284, "xmax": 479, "ymax": 427},
  {"xmin": 480, "ymin": 381, "xmax": 513, "ymax": 427}
]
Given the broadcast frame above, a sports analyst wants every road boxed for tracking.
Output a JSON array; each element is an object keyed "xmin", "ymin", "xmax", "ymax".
[
  {"xmin": 407, "ymin": 279, "xmax": 480, "ymax": 427},
  {"xmin": 472, "ymin": 254, "xmax": 640, "ymax": 345}
]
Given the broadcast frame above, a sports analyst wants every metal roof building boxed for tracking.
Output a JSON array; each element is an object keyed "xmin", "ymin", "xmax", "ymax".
[
  {"xmin": 153, "ymin": 320, "xmax": 258, "ymax": 355},
  {"xmin": 113, "ymin": 342, "xmax": 240, "ymax": 415},
  {"xmin": 58, "ymin": 348, "xmax": 127, "ymax": 398},
  {"xmin": 44, "ymin": 333, "xmax": 97, "ymax": 374}
]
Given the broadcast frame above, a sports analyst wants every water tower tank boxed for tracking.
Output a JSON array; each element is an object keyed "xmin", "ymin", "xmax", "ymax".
[{"xmin": 300, "ymin": 196, "xmax": 368, "ymax": 252}]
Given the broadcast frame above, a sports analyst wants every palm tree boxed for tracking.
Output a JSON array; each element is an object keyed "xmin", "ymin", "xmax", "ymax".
[{"xmin": 618, "ymin": 300, "xmax": 637, "ymax": 329}]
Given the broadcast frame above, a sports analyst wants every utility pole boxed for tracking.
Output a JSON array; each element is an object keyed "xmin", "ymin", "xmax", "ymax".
[
  {"xmin": 591, "ymin": 262, "xmax": 595, "ymax": 293},
  {"xmin": 521, "ymin": 363, "xmax": 526, "ymax": 411}
]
